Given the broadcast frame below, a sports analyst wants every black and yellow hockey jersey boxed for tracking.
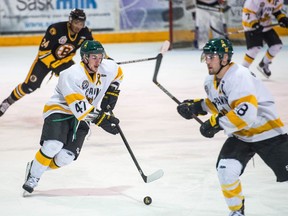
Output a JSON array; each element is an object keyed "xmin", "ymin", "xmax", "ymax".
[{"xmin": 37, "ymin": 21, "xmax": 93, "ymax": 70}]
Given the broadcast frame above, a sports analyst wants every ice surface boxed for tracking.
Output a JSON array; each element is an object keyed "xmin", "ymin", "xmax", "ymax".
[{"xmin": 0, "ymin": 41, "xmax": 287, "ymax": 216}]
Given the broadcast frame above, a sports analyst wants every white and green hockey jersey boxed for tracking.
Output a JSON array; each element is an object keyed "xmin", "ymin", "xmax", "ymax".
[
  {"xmin": 43, "ymin": 59, "xmax": 123, "ymax": 121},
  {"xmin": 202, "ymin": 62, "xmax": 287, "ymax": 142}
]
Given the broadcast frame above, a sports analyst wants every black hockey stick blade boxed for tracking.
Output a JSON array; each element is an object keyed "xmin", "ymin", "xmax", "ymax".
[{"xmin": 117, "ymin": 40, "xmax": 170, "ymax": 65}]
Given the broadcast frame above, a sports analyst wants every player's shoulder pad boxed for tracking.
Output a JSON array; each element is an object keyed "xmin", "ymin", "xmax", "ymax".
[
  {"xmin": 81, "ymin": 26, "xmax": 92, "ymax": 33},
  {"xmin": 100, "ymin": 59, "xmax": 120, "ymax": 76},
  {"xmin": 49, "ymin": 21, "xmax": 67, "ymax": 30},
  {"xmin": 60, "ymin": 64, "xmax": 83, "ymax": 80},
  {"xmin": 47, "ymin": 21, "xmax": 67, "ymax": 35}
]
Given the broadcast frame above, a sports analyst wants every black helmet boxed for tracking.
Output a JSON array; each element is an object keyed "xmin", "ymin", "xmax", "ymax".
[
  {"xmin": 70, "ymin": 8, "xmax": 86, "ymax": 21},
  {"xmin": 202, "ymin": 38, "xmax": 233, "ymax": 62}
]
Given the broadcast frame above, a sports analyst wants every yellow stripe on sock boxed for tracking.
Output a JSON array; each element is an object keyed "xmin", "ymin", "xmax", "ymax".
[
  {"xmin": 49, "ymin": 159, "xmax": 60, "ymax": 169},
  {"xmin": 35, "ymin": 150, "xmax": 52, "ymax": 166}
]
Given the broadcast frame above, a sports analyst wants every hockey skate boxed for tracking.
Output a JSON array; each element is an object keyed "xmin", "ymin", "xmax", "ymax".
[
  {"xmin": 229, "ymin": 203, "xmax": 245, "ymax": 216},
  {"xmin": 22, "ymin": 161, "xmax": 39, "ymax": 197},
  {"xmin": 229, "ymin": 210, "xmax": 244, "ymax": 216},
  {"xmin": 257, "ymin": 60, "xmax": 271, "ymax": 78},
  {"xmin": 0, "ymin": 98, "xmax": 12, "ymax": 117}
]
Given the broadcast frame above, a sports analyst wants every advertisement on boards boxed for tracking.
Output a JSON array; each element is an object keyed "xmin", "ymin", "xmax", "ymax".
[
  {"xmin": 0, "ymin": 0, "xmax": 117, "ymax": 33},
  {"xmin": 120, "ymin": 0, "xmax": 170, "ymax": 30}
]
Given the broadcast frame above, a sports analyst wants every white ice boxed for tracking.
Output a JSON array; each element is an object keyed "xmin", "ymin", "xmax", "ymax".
[{"xmin": 0, "ymin": 40, "xmax": 287, "ymax": 216}]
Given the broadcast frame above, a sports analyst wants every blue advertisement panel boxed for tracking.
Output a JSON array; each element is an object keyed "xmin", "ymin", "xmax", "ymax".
[{"xmin": 0, "ymin": 0, "xmax": 117, "ymax": 33}]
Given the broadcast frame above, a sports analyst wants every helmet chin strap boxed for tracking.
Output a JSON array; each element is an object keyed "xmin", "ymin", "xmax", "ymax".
[
  {"xmin": 83, "ymin": 59, "xmax": 94, "ymax": 73},
  {"xmin": 216, "ymin": 60, "xmax": 229, "ymax": 75}
]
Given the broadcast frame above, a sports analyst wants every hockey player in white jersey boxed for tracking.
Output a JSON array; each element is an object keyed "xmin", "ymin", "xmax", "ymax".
[
  {"xmin": 242, "ymin": 0, "xmax": 288, "ymax": 78},
  {"xmin": 22, "ymin": 40, "xmax": 124, "ymax": 194},
  {"xmin": 185, "ymin": 0, "xmax": 228, "ymax": 49},
  {"xmin": 177, "ymin": 38, "xmax": 288, "ymax": 216}
]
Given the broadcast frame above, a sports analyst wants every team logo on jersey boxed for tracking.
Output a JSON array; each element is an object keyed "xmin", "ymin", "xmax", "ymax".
[
  {"xmin": 58, "ymin": 36, "xmax": 68, "ymax": 44},
  {"xmin": 49, "ymin": 27, "xmax": 57, "ymax": 35},
  {"xmin": 30, "ymin": 75, "xmax": 37, "ymax": 82},
  {"xmin": 82, "ymin": 80, "xmax": 89, "ymax": 89},
  {"xmin": 56, "ymin": 44, "xmax": 75, "ymax": 59}
]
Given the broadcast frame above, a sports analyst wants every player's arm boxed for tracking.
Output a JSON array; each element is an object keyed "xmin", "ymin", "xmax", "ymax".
[
  {"xmin": 38, "ymin": 24, "xmax": 75, "ymax": 69},
  {"xmin": 85, "ymin": 27, "xmax": 94, "ymax": 40},
  {"xmin": 242, "ymin": 0, "xmax": 260, "ymax": 30},
  {"xmin": 219, "ymin": 95, "xmax": 258, "ymax": 133},
  {"xmin": 100, "ymin": 65, "xmax": 124, "ymax": 112},
  {"xmin": 37, "ymin": 25, "xmax": 60, "ymax": 67},
  {"xmin": 200, "ymin": 72, "xmax": 258, "ymax": 138},
  {"xmin": 199, "ymin": 94, "xmax": 258, "ymax": 138},
  {"xmin": 59, "ymin": 71, "xmax": 94, "ymax": 121},
  {"xmin": 273, "ymin": 6, "xmax": 288, "ymax": 28}
]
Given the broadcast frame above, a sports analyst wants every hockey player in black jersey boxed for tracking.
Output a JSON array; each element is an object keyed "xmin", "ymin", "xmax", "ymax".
[{"xmin": 0, "ymin": 8, "xmax": 94, "ymax": 117}]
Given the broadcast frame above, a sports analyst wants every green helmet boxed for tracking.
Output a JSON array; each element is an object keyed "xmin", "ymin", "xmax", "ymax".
[
  {"xmin": 202, "ymin": 38, "xmax": 233, "ymax": 61},
  {"xmin": 80, "ymin": 40, "xmax": 105, "ymax": 61}
]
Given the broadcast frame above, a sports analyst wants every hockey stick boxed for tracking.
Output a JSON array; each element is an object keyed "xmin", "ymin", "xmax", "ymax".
[
  {"xmin": 116, "ymin": 40, "xmax": 170, "ymax": 65},
  {"xmin": 210, "ymin": 23, "xmax": 280, "ymax": 37},
  {"xmin": 152, "ymin": 44, "xmax": 204, "ymax": 125},
  {"xmin": 109, "ymin": 110, "xmax": 164, "ymax": 183}
]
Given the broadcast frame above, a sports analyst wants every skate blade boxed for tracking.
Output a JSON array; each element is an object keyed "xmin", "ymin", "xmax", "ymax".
[
  {"xmin": 257, "ymin": 66, "xmax": 270, "ymax": 79},
  {"xmin": 22, "ymin": 190, "xmax": 29, "ymax": 197}
]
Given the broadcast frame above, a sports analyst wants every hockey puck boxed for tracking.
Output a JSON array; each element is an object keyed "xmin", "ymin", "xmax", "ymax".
[{"xmin": 143, "ymin": 196, "xmax": 152, "ymax": 205}]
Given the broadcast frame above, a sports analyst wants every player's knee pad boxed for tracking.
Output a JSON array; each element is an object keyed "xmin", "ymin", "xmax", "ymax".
[
  {"xmin": 41, "ymin": 140, "xmax": 64, "ymax": 158},
  {"xmin": 217, "ymin": 159, "xmax": 243, "ymax": 184},
  {"xmin": 21, "ymin": 82, "xmax": 37, "ymax": 94},
  {"xmin": 54, "ymin": 149, "xmax": 75, "ymax": 167},
  {"xmin": 246, "ymin": 46, "xmax": 261, "ymax": 60},
  {"xmin": 268, "ymin": 44, "xmax": 282, "ymax": 57}
]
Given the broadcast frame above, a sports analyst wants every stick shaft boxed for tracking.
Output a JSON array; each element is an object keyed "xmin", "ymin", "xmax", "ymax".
[
  {"xmin": 117, "ymin": 57, "xmax": 157, "ymax": 65},
  {"xmin": 210, "ymin": 23, "xmax": 279, "ymax": 36},
  {"xmin": 115, "ymin": 124, "xmax": 146, "ymax": 179},
  {"xmin": 152, "ymin": 53, "xmax": 204, "ymax": 125},
  {"xmin": 109, "ymin": 109, "xmax": 162, "ymax": 183},
  {"xmin": 116, "ymin": 40, "xmax": 170, "ymax": 65}
]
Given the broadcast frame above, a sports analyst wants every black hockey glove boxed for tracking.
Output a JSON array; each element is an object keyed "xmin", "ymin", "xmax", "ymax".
[
  {"xmin": 252, "ymin": 22, "xmax": 263, "ymax": 34},
  {"xmin": 100, "ymin": 86, "xmax": 120, "ymax": 112},
  {"xmin": 177, "ymin": 99, "xmax": 207, "ymax": 120},
  {"xmin": 279, "ymin": 17, "xmax": 288, "ymax": 28},
  {"xmin": 200, "ymin": 114, "xmax": 223, "ymax": 138},
  {"xmin": 92, "ymin": 111, "xmax": 119, "ymax": 135}
]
